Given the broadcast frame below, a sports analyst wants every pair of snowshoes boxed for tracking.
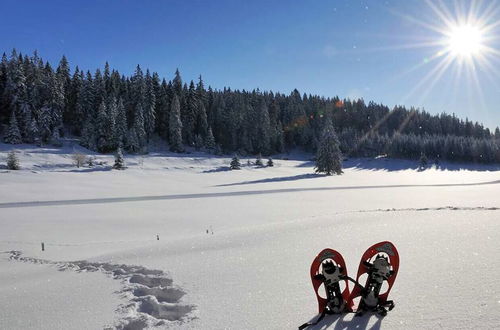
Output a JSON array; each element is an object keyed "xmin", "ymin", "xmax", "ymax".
[{"xmin": 299, "ymin": 241, "xmax": 399, "ymax": 329}]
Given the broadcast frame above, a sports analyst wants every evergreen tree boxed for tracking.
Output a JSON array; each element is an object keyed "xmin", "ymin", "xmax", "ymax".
[
  {"xmin": 197, "ymin": 101, "xmax": 209, "ymax": 138},
  {"xmin": 127, "ymin": 127, "xmax": 140, "ymax": 153},
  {"xmin": 4, "ymin": 111, "xmax": 22, "ymax": 144},
  {"xmin": 96, "ymin": 101, "xmax": 108, "ymax": 152},
  {"xmin": 230, "ymin": 155, "xmax": 241, "ymax": 170},
  {"xmin": 419, "ymin": 152, "xmax": 428, "ymax": 170},
  {"xmin": 6, "ymin": 150, "xmax": 20, "ymax": 170},
  {"xmin": 156, "ymin": 79, "xmax": 170, "ymax": 140},
  {"xmin": 0, "ymin": 49, "xmax": 498, "ymax": 165},
  {"xmin": 184, "ymin": 81, "xmax": 198, "ymax": 145},
  {"xmin": 254, "ymin": 99, "xmax": 271, "ymax": 154},
  {"xmin": 169, "ymin": 94, "xmax": 183, "ymax": 152},
  {"xmin": 194, "ymin": 134, "xmax": 204, "ymax": 150},
  {"xmin": 113, "ymin": 147, "xmax": 126, "ymax": 169},
  {"xmin": 205, "ymin": 127, "xmax": 216, "ymax": 151},
  {"xmin": 133, "ymin": 103, "xmax": 146, "ymax": 149},
  {"xmin": 50, "ymin": 127, "xmax": 62, "ymax": 147},
  {"xmin": 27, "ymin": 117, "xmax": 39, "ymax": 144},
  {"xmin": 315, "ymin": 120, "xmax": 343, "ymax": 175},
  {"xmin": 144, "ymin": 69, "xmax": 156, "ymax": 140},
  {"xmin": 38, "ymin": 104, "xmax": 52, "ymax": 143},
  {"xmin": 96, "ymin": 100, "xmax": 117, "ymax": 152},
  {"xmin": 56, "ymin": 55, "xmax": 71, "ymax": 123},
  {"xmin": 115, "ymin": 98, "xmax": 127, "ymax": 148},
  {"xmin": 80, "ymin": 116, "xmax": 95, "ymax": 150},
  {"xmin": 172, "ymin": 68, "xmax": 183, "ymax": 98}
]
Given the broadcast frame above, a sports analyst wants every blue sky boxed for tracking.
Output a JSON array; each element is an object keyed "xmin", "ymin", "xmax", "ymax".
[{"xmin": 1, "ymin": 0, "xmax": 499, "ymax": 129}]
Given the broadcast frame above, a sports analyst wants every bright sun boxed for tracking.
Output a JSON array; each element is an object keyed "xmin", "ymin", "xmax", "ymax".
[{"xmin": 447, "ymin": 25, "xmax": 484, "ymax": 57}]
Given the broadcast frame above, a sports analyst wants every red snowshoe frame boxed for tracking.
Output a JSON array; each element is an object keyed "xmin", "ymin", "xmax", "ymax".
[
  {"xmin": 309, "ymin": 248, "xmax": 353, "ymax": 313},
  {"xmin": 347, "ymin": 241, "xmax": 399, "ymax": 311}
]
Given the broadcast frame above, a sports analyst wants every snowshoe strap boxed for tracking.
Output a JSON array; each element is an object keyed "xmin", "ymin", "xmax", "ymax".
[
  {"xmin": 345, "ymin": 275, "xmax": 365, "ymax": 290},
  {"xmin": 298, "ymin": 309, "xmax": 327, "ymax": 330}
]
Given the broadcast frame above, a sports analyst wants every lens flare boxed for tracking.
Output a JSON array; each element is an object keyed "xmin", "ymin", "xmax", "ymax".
[{"xmin": 447, "ymin": 25, "xmax": 484, "ymax": 57}]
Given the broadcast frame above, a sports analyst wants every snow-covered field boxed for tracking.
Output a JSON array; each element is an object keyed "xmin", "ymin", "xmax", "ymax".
[{"xmin": 1, "ymin": 141, "xmax": 499, "ymax": 329}]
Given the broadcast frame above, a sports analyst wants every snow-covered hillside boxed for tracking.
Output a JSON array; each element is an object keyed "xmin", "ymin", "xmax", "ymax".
[{"xmin": 1, "ymin": 141, "xmax": 499, "ymax": 329}]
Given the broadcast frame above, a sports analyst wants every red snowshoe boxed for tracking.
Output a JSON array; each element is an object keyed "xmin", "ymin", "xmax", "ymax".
[
  {"xmin": 348, "ymin": 241, "xmax": 400, "ymax": 316},
  {"xmin": 309, "ymin": 248, "xmax": 353, "ymax": 314}
]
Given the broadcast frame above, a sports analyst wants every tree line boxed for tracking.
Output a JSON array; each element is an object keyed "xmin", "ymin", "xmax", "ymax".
[{"xmin": 1, "ymin": 49, "xmax": 499, "ymax": 163}]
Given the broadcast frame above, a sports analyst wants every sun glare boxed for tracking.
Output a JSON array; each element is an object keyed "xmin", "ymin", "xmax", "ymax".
[
  {"xmin": 387, "ymin": 0, "xmax": 500, "ymax": 106},
  {"xmin": 447, "ymin": 25, "xmax": 484, "ymax": 57}
]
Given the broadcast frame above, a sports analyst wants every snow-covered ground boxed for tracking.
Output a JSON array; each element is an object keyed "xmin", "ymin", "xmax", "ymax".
[{"xmin": 1, "ymin": 141, "xmax": 499, "ymax": 329}]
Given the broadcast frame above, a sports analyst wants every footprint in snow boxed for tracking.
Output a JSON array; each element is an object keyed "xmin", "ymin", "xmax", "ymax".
[{"xmin": 7, "ymin": 250, "xmax": 195, "ymax": 329}]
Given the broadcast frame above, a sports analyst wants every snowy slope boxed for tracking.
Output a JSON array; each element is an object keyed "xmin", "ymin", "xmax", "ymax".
[{"xmin": 1, "ymin": 141, "xmax": 499, "ymax": 329}]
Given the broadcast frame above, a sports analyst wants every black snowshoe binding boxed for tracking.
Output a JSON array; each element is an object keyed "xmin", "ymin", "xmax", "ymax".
[
  {"xmin": 313, "ymin": 260, "xmax": 346, "ymax": 314},
  {"xmin": 356, "ymin": 254, "xmax": 395, "ymax": 316}
]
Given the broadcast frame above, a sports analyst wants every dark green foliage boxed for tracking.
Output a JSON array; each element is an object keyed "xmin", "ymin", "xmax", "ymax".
[
  {"xmin": 205, "ymin": 127, "xmax": 216, "ymax": 152},
  {"xmin": 169, "ymin": 94, "xmax": 184, "ymax": 152},
  {"xmin": 113, "ymin": 147, "xmax": 125, "ymax": 170},
  {"xmin": 6, "ymin": 150, "xmax": 20, "ymax": 170},
  {"xmin": 194, "ymin": 134, "xmax": 204, "ymax": 151},
  {"xmin": 230, "ymin": 155, "xmax": 241, "ymax": 170},
  {"xmin": 315, "ymin": 120, "xmax": 343, "ymax": 175},
  {"xmin": 0, "ymin": 49, "xmax": 498, "ymax": 164},
  {"xmin": 4, "ymin": 111, "xmax": 22, "ymax": 144},
  {"xmin": 419, "ymin": 152, "xmax": 428, "ymax": 170}
]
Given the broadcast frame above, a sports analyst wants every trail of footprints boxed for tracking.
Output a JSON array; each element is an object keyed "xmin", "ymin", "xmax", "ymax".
[{"xmin": 7, "ymin": 251, "xmax": 195, "ymax": 329}]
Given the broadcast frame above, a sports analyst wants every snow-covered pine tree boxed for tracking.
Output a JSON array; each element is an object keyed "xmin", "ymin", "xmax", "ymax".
[
  {"xmin": 127, "ymin": 127, "xmax": 140, "ymax": 153},
  {"xmin": 156, "ymin": 79, "xmax": 170, "ymax": 140},
  {"xmin": 184, "ymin": 81, "xmax": 198, "ymax": 145},
  {"xmin": 38, "ymin": 104, "xmax": 52, "ymax": 143},
  {"xmin": 3, "ymin": 50, "xmax": 27, "ymax": 120},
  {"xmin": 107, "ymin": 97, "xmax": 118, "ymax": 150},
  {"xmin": 27, "ymin": 117, "xmax": 39, "ymax": 144},
  {"xmin": 255, "ymin": 99, "xmax": 271, "ymax": 155},
  {"xmin": 80, "ymin": 116, "xmax": 96, "ymax": 150},
  {"xmin": 56, "ymin": 55, "xmax": 71, "ymax": 123},
  {"xmin": 230, "ymin": 155, "xmax": 241, "ymax": 170},
  {"xmin": 6, "ymin": 150, "xmax": 20, "ymax": 170},
  {"xmin": 113, "ymin": 147, "xmax": 125, "ymax": 170},
  {"xmin": 194, "ymin": 134, "xmax": 204, "ymax": 151},
  {"xmin": 4, "ymin": 111, "xmax": 22, "ymax": 144},
  {"xmin": 144, "ymin": 69, "xmax": 156, "ymax": 141},
  {"xmin": 196, "ymin": 101, "xmax": 208, "ymax": 138},
  {"xmin": 275, "ymin": 124, "xmax": 285, "ymax": 153},
  {"xmin": 133, "ymin": 103, "xmax": 146, "ymax": 150},
  {"xmin": 96, "ymin": 101, "xmax": 110, "ymax": 152},
  {"xmin": 50, "ymin": 127, "xmax": 62, "ymax": 147},
  {"xmin": 172, "ymin": 68, "xmax": 183, "ymax": 99},
  {"xmin": 205, "ymin": 127, "xmax": 216, "ymax": 151},
  {"xmin": 169, "ymin": 94, "xmax": 184, "ymax": 152},
  {"xmin": 46, "ymin": 63, "xmax": 65, "ymax": 132},
  {"xmin": 115, "ymin": 98, "xmax": 127, "ymax": 148},
  {"xmin": 419, "ymin": 152, "xmax": 428, "ymax": 170},
  {"xmin": 315, "ymin": 119, "xmax": 343, "ymax": 175}
]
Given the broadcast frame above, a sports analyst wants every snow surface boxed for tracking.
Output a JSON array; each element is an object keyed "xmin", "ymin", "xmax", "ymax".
[{"xmin": 1, "ymin": 141, "xmax": 499, "ymax": 329}]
